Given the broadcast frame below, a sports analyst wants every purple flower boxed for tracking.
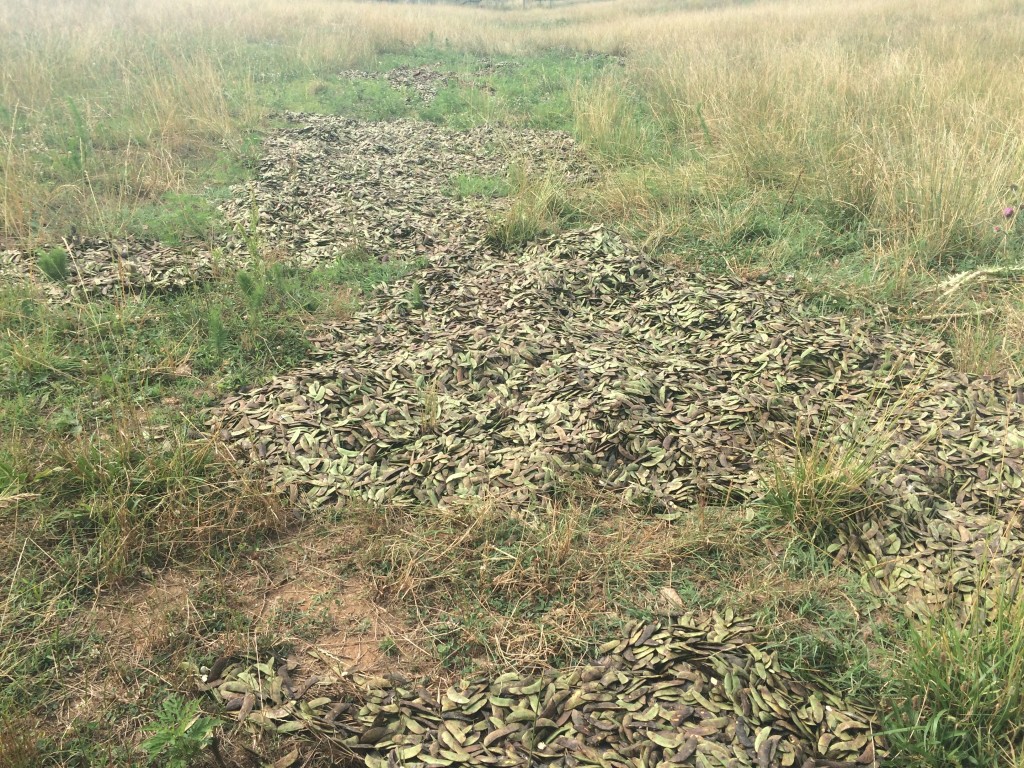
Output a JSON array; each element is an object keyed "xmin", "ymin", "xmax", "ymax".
[{"xmin": 1004, "ymin": 206, "xmax": 1016, "ymax": 218}]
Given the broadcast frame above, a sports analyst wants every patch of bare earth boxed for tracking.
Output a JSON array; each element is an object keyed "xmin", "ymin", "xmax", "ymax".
[
  {"xmin": 247, "ymin": 536, "xmax": 430, "ymax": 674},
  {"xmin": 54, "ymin": 528, "xmax": 434, "ymax": 759}
]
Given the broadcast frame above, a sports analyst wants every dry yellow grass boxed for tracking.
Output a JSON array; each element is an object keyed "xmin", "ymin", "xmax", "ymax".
[
  {"xmin": 580, "ymin": 0, "xmax": 1022, "ymax": 265},
  {"xmin": 4, "ymin": 0, "xmax": 1022, "ymax": 264}
]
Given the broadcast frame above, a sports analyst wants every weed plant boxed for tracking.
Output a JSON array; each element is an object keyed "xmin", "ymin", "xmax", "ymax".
[
  {"xmin": 140, "ymin": 696, "xmax": 219, "ymax": 768},
  {"xmin": 36, "ymin": 247, "xmax": 69, "ymax": 282}
]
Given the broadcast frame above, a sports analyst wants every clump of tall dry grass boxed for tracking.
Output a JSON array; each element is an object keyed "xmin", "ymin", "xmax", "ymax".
[
  {"xmin": 570, "ymin": 0, "xmax": 1024, "ymax": 272},
  {"xmin": 0, "ymin": 0, "xmax": 633, "ymax": 234},
  {"xmin": 5, "ymin": 0, "xmax": 1022, "ymax": 276}
]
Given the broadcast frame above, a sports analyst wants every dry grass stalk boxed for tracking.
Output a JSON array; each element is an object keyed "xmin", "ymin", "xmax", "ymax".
[{"xmin": 355, "ymin": 483, "xmax": 768, "ymax": 670}]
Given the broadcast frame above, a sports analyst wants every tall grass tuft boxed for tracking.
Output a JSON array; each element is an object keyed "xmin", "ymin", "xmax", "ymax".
[
  {"xmin": 762, "ymin": 433, "xmax": 874, "ymax": 543},
  {"xmin": 485, "ymin": 170, "xmax": 578, "ymax": 251},
  {"xmin": 0, "ymin": 718, "xmax": 42, "ymax": 768},
  {"xmin": 885, "ymin": 579, "xmax": 1024, "ymax": 767},
  {"xmin": 15, "ymin": 416, "xmax": 288, "ymax": 586}
]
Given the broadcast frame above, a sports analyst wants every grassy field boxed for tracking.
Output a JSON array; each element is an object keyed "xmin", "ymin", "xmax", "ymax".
[{"xmin": 2, "ymin": 0, "xmax": 1023, "ymax": 765}]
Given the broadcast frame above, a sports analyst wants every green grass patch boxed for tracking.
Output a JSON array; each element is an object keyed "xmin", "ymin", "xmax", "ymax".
[
  {"xmin": 485, "ymin": 171, "xmax": 585, "ymax": 250},
  {"xmin": 0, "ymin": 242, "xmax": 424, "ymax": 732},
  {"xmin": 120, "ymin": 191, "xmax": 227, "ymax": 246},
  {"xmin": 448, "ymin": 172, "xmax": 511, "ymax": 200},
  {"xmin": 36, "ymin": 246, "xmax": 69, "ymax": 282},
  {"xmin": 261, "ymin": 76, "xmax": 415, "ymax": 121},
  {"xmin": 884, "ymin": 581, "xmax": 1024, "ymax": 767},
  {"xmin": 326, "ymin": 246, "xmax": 420, "ymax": 294}
]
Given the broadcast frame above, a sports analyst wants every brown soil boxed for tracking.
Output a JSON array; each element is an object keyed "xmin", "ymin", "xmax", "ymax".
[{"xmin": 61, "ymin": 528, "xmax": 434, "ymax": 743}]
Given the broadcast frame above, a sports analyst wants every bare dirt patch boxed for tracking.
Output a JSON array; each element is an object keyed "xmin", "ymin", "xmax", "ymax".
[
  {"xmin": 259, "ymin": 577, "xmax": 389, "ymax": 669},
  {"xmin": 246, "ymin": 537, "xmax": 428, "ymax": 675},
  {"xmin": 58, "ymin": 530, "xmax": 432, "ymax": 745}
]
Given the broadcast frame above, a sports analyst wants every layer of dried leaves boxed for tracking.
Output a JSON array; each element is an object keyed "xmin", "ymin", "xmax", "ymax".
[
  {"xmin": 220, "ymin": 112, "xmax": 588, "ymax": 267},
  {"xmin": 0, "ymin": 240, "xmax": 223, "ymax": 303},
  {"xmin": 11, "ymin": 97, "xmax": 1024, "ymax": 766},
  {"xmin": 203, "ymin": 613, "xmax": 882, "ymax": 768},
  {"xmin": 337, "ymin": 64, "xmax": 464, "ymax": 103},
  {"xmin": 1, "ymin": 112, "xmax": 586, "ymax": 301},
  {"xmin": 212, "ymin": 225, "xmax": 1023, "ymax": 615}
]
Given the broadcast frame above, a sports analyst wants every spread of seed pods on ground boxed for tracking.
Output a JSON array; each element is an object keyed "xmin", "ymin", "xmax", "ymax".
[
  {"xmin": 202, "ymin": 614, "xmax": 882, "ymax": 768},
  {"xmin": 337, "ymin": 64, "xmax": 466, "ymax": 103},
  {"xmin": 9, "ymin": 3, "xmax": 1024, "ymax": 767},
  {"xmin": 193, "ymin": 102, "xmax": 1024, "ymax": 764},
  {"xmin": 219, "ymin": 112, "xmax": 590, "ymax": 267},
  {"xmin": 212, "ymin": 221, "xmax": 1024, "ymax": 613},
  {"xmin": 0, "ymin": 113, "xmax": 586, "ymax": 301},
  {"xmin": 14, "ymin": 100, "xmax": 1023, "ymax": 767},
  {"xmin": 0, "ymin": 240, "xmax": 221, "ymax": 303}
]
